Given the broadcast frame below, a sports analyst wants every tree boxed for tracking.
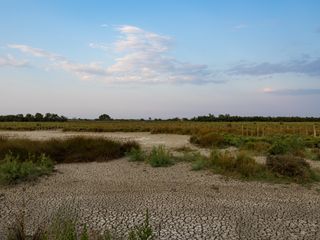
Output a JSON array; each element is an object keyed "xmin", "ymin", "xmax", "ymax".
[
  {"xmin": 35, "ymin": 113, "xmax": 43, "ymax": 121},
  {"xmin": 98, "ymin": 114, "xmax": 111, "ymax": 121}
]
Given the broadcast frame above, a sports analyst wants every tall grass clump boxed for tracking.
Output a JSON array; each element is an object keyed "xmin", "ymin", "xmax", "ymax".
[
  {"xmin": 0, "ymin": 137, "xmax": 139, "ymax": 163},
  {"xmin": 148, "ymin": 145, "xmax": 173, "ymax": 167},
  {"xmin": 0, "ymin": 153, "xmax": 54, "ymax": 185},
  {"xmin": 209, "ymin": 150, "xmax": 264, "ymax": 178}
]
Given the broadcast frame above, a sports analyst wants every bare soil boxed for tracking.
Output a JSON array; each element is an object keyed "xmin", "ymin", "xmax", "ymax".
[{"xmin": 0, "ymin": 131, "xmax": 320, "ymax": 239}]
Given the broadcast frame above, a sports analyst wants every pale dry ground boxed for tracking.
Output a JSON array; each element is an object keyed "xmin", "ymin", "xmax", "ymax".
[{"xmin": 0, "ymin": 131, "xmax": 320, "ymax": 239}]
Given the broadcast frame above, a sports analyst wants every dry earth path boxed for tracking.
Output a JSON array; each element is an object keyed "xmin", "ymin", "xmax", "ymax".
[{"xmin": 0, "ymin": 131, "xmax": 320, "ymax": 239}]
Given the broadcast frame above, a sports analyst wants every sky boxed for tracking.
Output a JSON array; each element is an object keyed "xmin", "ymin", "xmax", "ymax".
[{"xmin": 0, "ymin": 0, "xmax": 320, "ymax": 118}]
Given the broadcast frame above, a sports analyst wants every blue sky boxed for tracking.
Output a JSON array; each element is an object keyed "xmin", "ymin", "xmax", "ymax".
[{"xmin": 0, "ymin": 0, "xmax": 320, "ymax": 118}]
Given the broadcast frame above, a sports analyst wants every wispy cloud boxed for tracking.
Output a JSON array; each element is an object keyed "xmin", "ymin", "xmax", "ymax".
[
  {"xmin": 228, "ymin": 57, "xmax": 320, "ymax": 76},
  {"xmin": 233, "ymin": 24, "xmax": 248, "ymax": 30},
  {"xmin": 100, "ymin": 24, "xmax": 108, "ymax": 28},
  {"xmin": 8, "ymin": 25, "xmax": 219, "ymax": 84},
  {"xmin": 0, "ymin": 54, "xmax": 28, "ymax": 67},
  {"xmin": 263, "ymin": 88, "xmax": 320, "ymax": 95},
  {"xmin": 8, "ymin": 44, "xmax": 107, "ymax": 80},
  {"xmin": 88, "ymin": 42, "xmax": 109, "ymax": 51}
]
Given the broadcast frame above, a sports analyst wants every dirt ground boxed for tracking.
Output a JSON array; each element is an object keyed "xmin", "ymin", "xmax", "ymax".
[{"xmin": 0, "ymin": 131, "xmax": 320, "ymax": 239}]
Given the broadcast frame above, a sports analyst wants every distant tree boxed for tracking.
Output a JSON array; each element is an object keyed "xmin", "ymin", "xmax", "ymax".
[
  {"xmin": 98, "ymin": 114, "xmax": 112, "ymax": 121},
  {"xmin": 25, "ymin": 113, "xmax": 35, "ymax": 122},
  {"xmin": 35, "ymin": 113, "xmax": 43, "ymax": 121}
]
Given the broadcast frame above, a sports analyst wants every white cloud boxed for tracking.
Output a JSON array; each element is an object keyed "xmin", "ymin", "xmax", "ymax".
[
  {"xmin": 8, "ymin": 25, "xmax": 219, "ymax": 84},
  {"xmin": 0, "ymin": 54, "xmax": 28, "ymax": 67},
  {"xmin": 105, "ymin": 25, "xmax": 217, "ymax": 83}
]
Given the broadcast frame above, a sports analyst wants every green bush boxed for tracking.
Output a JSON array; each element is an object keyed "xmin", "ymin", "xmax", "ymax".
[
  {"xmin": 0, "ymin": 153, "xmax": 54, "ymax": 185},
  {"xmin": 190, "ymin": 153, "xmax": 208, "ymax": 171},
  {"xmin": 268, "ymin": 136, "xmax": 305, "ymax": 155},
  {"xmin": 209, "ymin": 150, "xmax": 263, "ymax": 178},
  {"xmin": 148, "ymin": 146, "xmax": 173, "ymax": 167},
  {"xmin": 266, "ymin": 155, "xmax": 319, "ymax": 182},
  {"xmin": 127, "ymin": 148, "xmax": 146, "ymax": 162}
]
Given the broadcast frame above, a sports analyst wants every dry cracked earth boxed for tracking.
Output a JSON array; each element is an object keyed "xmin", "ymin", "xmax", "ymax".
[{"xmin": 0, "ymin": 131, "xmax": 320, "ymax": 239}]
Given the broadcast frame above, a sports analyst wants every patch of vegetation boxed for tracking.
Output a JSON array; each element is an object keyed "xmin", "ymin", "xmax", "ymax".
[
  {"xmin": 174, "ymin": 146, "xmax": 195, "ymax": 153},
  {"xmin": 6, "ymin": 208, "xmax": 154, "ymax": 240},
  {"xmin": 127, "ymin": 145, "xmax": 174, "ymax": 168},
  {"xmin": 190, "ymin": 133, "xmax": 227, "ymax": 148},
  {"xmin": 148, "ymin": 145, "xmax": 173, "ymax": 167},
  {"xmin": 0, "ymin": 153, "xmax": 54, "ymax": 185},
  {"xmin": 241, "ymin": 141, "xmax": 271, "ymax": 154},
  {"xmin": 127, "ymin": 148, "xmax": 146, "ymax": 162},
  {"xmin": 304, "ymin": 148, "xmax": 320, "ymax": 161},
  {"xmin": 209, "ymin": 150, "xmax": 265, "ymax": 178},
  {"xmin": 266, "ymin": 155, "xmax": 320, "ymax": 182},
  {"xmin": 268, "ymin": 136, "xmax": 305, "ymax": 156},
  {"xmin": 0, "ymin": 137, "xmax": 139, "ymax": 163},
  {"xmin": 191, "ymin": 153, "xmax": 208, "ymax": 171},
  {"xmin": 128, "ymin": 210, "xmax": 154, "ymax": 240}
]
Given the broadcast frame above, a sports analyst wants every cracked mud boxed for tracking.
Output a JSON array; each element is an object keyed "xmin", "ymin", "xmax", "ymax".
[{"xmin": 0, "ymin": 131, "xmax": 320, "ymax": 239}]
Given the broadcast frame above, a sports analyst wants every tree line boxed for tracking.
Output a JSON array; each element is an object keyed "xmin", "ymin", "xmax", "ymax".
[
  {"xmin": 0, "ymin": 113, "xmax": 67, "ymax": 122},
  {"xmin": 188, "ymin": 114, "xmax": 320, "ymax": 122},
  {"xmin": 0, "ymin": 113, "xmax": 319, "ymax": 122}
]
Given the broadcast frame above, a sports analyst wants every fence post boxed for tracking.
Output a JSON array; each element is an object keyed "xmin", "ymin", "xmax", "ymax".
[{"xmin": 314, "ymin": 125, "xmax": 317, "ymax": 137}]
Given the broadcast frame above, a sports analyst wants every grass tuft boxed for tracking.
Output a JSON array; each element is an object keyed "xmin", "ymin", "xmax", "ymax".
[{"xmin": 148, "ymin": 146, "xmax": 173, "ymax": 167}]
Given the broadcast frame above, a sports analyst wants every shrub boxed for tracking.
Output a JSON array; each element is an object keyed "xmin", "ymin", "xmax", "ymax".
[
  {"xmin": 266, "ymin": 155, "xmax": 316, "ymax": 181},
  {"xmin": 190, "ymin": 153, "xmax": 208, "ymax": 171},
  {"xmin": 209, "ymin": 150, "xmax": 263, "ymax": 178},
  {"xmin": 127, "ymin": 148, "xmax": 146, "ymax": 162},
  {"xmin": 148, "ymin": 145, "xmax": 173, "ymax": 167},
  {"xmin": 0, "ymin": 153, "xmax": 54, "ymax": 185},
  {"xmin": 268, "ymin": 136, "xmax": 305, "ymax": 155},
  {"xmin": 209, "ymin": 150, "xmax": 235, "ymax": 171},
  {"xmin": 234, "ymin": 152, "xmax": 261, "ymax": 177}
]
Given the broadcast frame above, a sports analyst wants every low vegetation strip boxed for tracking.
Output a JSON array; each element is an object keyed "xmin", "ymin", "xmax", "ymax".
[
  {"xmin": 0, "ymin": 136, "xmax": 139, "ymax": 163},
  {"xmin": 0, "ymin": 121, "xmax": 319, "ymax": 138},
  {"xmin": 0, "ymin": 137, "xmax": 139, "ymax": 185}
]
